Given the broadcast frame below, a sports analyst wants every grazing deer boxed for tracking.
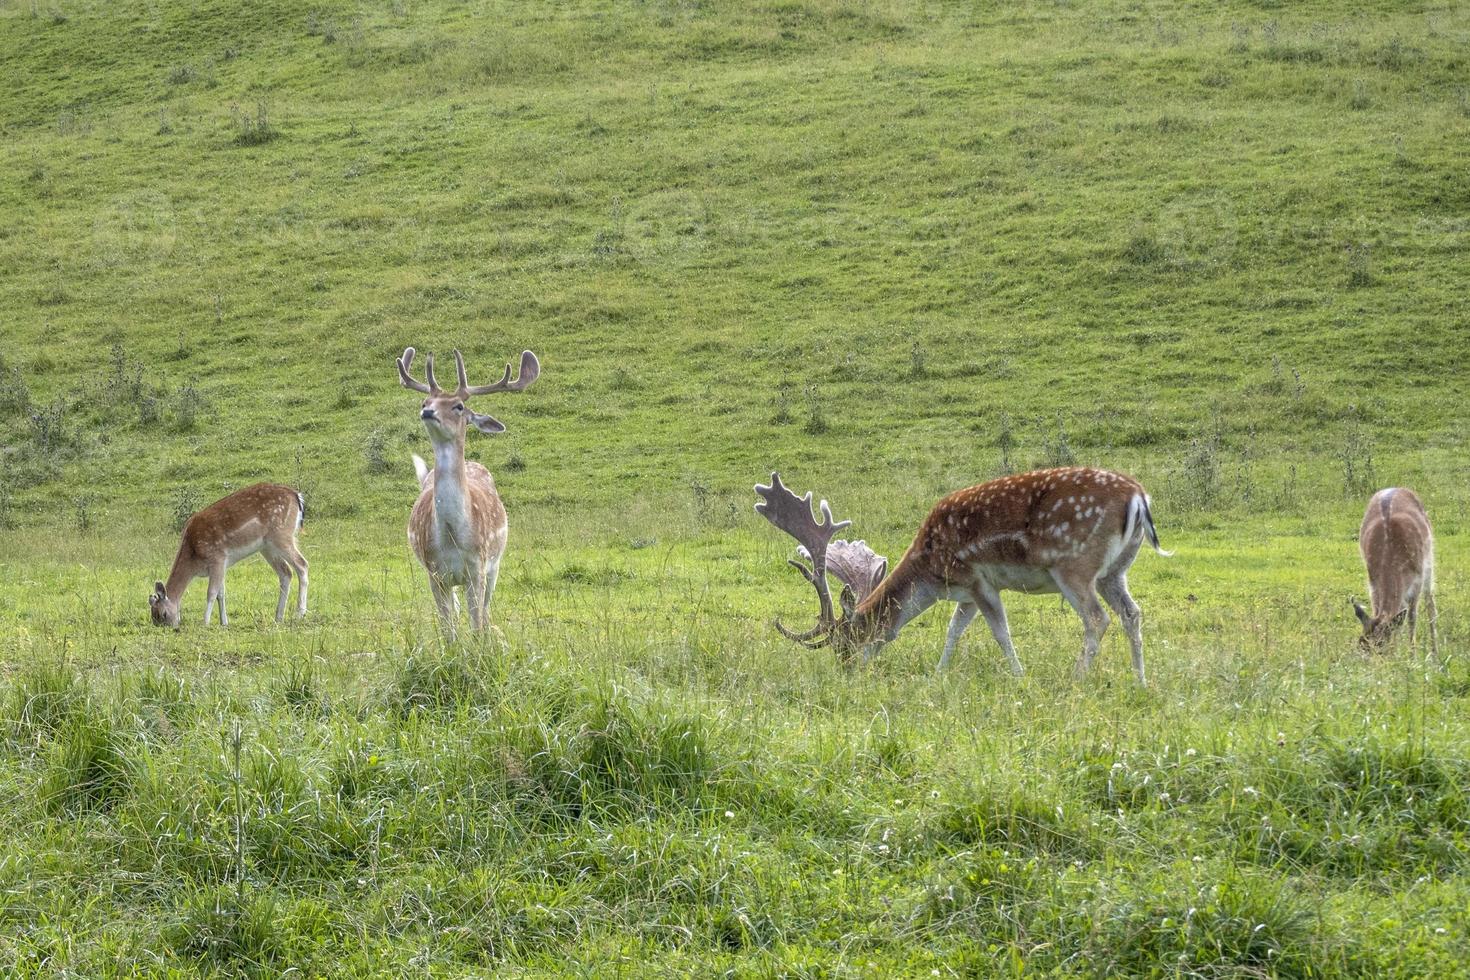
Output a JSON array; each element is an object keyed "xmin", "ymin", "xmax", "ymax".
[
  {"xmin": 149, "ymin": 483, "xmax": 308, "ymax": 627},
  {"xmin": 1354, "ymin": 487, "xmax": 1437, "ymax": 654},
  {"xmin": 755, "ymin": 467, "xmax": 1169, "ymax": 684},
  {"xmin": 397, "ymin": 346, "xmax": 539, "ymax": 635}
]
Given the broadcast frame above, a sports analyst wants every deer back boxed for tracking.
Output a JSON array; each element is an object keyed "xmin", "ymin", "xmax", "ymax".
[
  {"xmin": 908, "ymin": 467, "xmax": 1145, "ymax": 578},
  {"xmin": 182, "ymin": 483, "xmax": 303, "ymax": 561},
  {"xmin": 1359, "ymin": 488, "xmax": 1432, "ymax": 602}
]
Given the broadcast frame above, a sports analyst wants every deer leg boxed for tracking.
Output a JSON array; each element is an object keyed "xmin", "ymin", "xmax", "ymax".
[
  {"xmin": 1426, "ymin": 586, "xmax": 1439, "ymax": 659},
  {"xmin": 428, "ymin": 575, "xmax": 456, "ymax": 638},
  {"xmin": 263, "ymin": 549, "xmax": 292, "ymax": 623},
  {"xmin": 204, "ymin": 563, "xmax": 227, "ymax": 626},
  {"xmin": 466, "ymin": 562, "xmax": 487, "ymax": 633},
  {"xmin": 973, "ymin": 583, "xmax": 1023, "ymax": 676},
  {"xmin": 482, "ymin": 558, "xmax": 501, "ymax": 625},
  {"xmin": 937, "ymin": 602, "xmax": 978, "ymax": 672},
  {"xmin": 287, "ymin": 544, "xmax": 309, "ymax": 617},
  {"xmin": 1053, "ymin": 569, "xmax": 1108, "ymax": 679},
  {"xmin": 1098, "ymin": 573, "xmax": 1145, "ymax": 686}
]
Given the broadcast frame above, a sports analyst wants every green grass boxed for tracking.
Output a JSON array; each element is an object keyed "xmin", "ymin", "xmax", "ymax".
[{"xmin": 2, "ymin": 0, "xmax": 1468, "ymax": 974}]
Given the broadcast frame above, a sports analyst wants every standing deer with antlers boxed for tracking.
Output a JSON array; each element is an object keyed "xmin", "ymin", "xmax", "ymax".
[
  {"xmin": 1354, "ymin": 487, "xmax": 1437, "ymax": 655},
  {"xmin": 397, "ymin": 346, "xmax": 539, "ymax": 635},
  {"xmin": 755, "ymin": 467, "xmax": 1169, "ymax": 684}
]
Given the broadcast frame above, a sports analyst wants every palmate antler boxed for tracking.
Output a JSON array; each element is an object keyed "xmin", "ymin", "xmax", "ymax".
[
  {"xmin": 754, "ymin": 472, "xmax": 852, "ymax": 647},
  {"xmin": 798, "ymin": 538, "xmax": 888, "ymax": 610}
]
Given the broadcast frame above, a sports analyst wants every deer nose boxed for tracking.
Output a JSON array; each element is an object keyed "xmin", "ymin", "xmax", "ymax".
[{"xmin": 421, "ymin": 408, "xmax": 436, "ymax": 420}]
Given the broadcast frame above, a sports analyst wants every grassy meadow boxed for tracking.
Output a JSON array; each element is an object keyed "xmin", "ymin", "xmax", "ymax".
[{"xmin": 2, "ymin": 0, "xmax": 1469, "ymax": 974}]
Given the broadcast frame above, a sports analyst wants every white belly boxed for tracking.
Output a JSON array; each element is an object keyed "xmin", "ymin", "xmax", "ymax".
[
  {"xmin": 225, "ymin": 541, "xmax": 263, "ymax": 567},
  {"xmin": 977, "ymin": 563, "xmax": 1058, "ymax": 595}
]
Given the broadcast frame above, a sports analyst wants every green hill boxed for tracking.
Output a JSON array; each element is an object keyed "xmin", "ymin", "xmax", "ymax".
[{"xmin": 1, "ymin": 1, "xmax": 1467, "ymax": 974}]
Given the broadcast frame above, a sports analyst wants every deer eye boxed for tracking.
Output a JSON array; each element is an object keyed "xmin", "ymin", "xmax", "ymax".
[{"xmin": 454, "ymin": 403, "xmax": 465, "ymax": 412}]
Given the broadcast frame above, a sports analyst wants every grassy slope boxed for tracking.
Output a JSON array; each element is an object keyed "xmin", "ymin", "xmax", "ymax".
[{"xmin": 1, "ymin": 0, "xmax": 1469, "ymax": 975}]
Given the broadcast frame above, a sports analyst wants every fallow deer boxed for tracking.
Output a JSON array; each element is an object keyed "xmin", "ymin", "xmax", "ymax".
[
  {"xmin": 149, "ymin": 482, "xmax": 308, "ymax": 627},
  {"xmin": 755, "ymin": 467, "xmax": 1169, "ymax": 684},
  {"xmin": 397, "ymin": 346, "xmax": 539, "ymax": 635},
  {"xmin": 1354, "ymin": 487, "xmax": 1437, "ymax": 654}
]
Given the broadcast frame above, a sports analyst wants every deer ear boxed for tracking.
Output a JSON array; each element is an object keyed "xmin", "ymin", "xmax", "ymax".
[
  {"xmin": 1352, "ymin": 601, "xmax": 1371, "ymax": 627},
  {"xmin": 870, "ymin": 559, "xmax": 888, "ymax": 594},
  {"xmin": 839, "ymin": 584, "xmax": 856, "ymax": 619},
  {"xmin": 469, "ymin": 411, "xmax": 506, "ymax": 435},
  {"xmin": 154, "ymin": 581, "xmax": 167, "ymax": 597},
  {"xmin": 1389, "ymin": 608, "xmax": 1409, "ymax": 628}
]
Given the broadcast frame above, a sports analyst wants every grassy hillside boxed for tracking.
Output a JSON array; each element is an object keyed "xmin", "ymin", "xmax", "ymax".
[{"xmin": 1, "ymin": 0, "xmax": 1468, "ymax": 975}]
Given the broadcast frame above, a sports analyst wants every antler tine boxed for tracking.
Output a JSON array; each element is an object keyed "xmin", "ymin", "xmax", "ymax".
[
  {"xmin": 424, "ymin": 352, "xmax": 439, "ymax": 392},
  {"xmin": 452, "ymin": 349, "xmax": 469, "ymax": 396},
  {"xmin": 464, "ymin": 350, "xmax": 541, "ymax": 396},
  {"xmin": 754, "ymin": 471, "xmax": 853, "ymax": 642},
  {"xmin": 397, "ymin": 347, "xmax": 434, "ymax": 394}
]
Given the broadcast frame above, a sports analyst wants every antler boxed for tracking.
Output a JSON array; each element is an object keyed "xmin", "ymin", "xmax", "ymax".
[
  {"xmin": 754, "ymin": 472, "xmax": 852, "ymax": 647},
  {"xmin": 397, "ymin": 347, "xmax": 439, "ymax": 394},
  {"xmin": 461, "ymin": 350, "xmax": 540, "ymax": 396},
  {"xmin": 798, "ymin": 538, "xmax": 888, "ymax": 607}
]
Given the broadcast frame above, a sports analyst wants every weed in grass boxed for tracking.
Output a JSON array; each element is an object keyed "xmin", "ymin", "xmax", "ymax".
[
  {"xmin": 72, "ymin": 494, "xmax": 94, "ymax": 532},
  {"xmin": 1337, "ymin": 412, "xmax": 1377, "ymax": 498},
  {"xmin": 169, "ymin": 486, "xmax": 199, "ymax": 532},
  {"xmin": 0, "ymin": 356, "xmax": 31, "ymax": 414},
  {"xmin": 172, "ymin": 383, "xmax": 206, "ymax": 431},
  {"xmin": 770, "ymin": 381, "xmax": 794, "ymax": 425},
  {"xmin": 689, "ymin": 478, "xmax": 737, "ymax": 528},
  {"xmin": 997, "ymin": 411, "xmax": 1016, "ymax": 473},
  {"xmin": 388, "ymin": 647, "xmax": 503, "ymax": 716},
  {"xmin": 1042, "ymin": 416, "xmax": 1076, "ymax": 468},
  {"xmin": 1350, "ymin": 78, "xmax": 1373, "ymax": 110},
  {"xmin": 5, "ymin": 664, "xmax": 86, "ymax": 748},
  {"xmin": 231, "ymin": 101, "xmax": 277, "ymax": 146},
  {"xmin": 1176, "ymin": 420, "xmax": 1224, "ymax": 509},
  {"xmin": 41, "ymin": 713, "xmax": 131, "ymax": 814},
  {"xmin": 1345, "ymin": 242, "xmax": 1374, "ymax": 287},
  {"xmin": 165, "ymin": 887, "xmax": 284, "ymax": 969},
  {"xmin": 1123, "ymin": 232, "xmax": 1165, "ymax": 266},
  {"xmin": 277, "ymin": 661, "xmax": 328, "ymax": 716},
  {"xmin": 124, "ymin": 670, "xmax": 194, "ymax": 738},
  {"xmin": 802, "ymin": 385, "xmax": 828, "ymax": 435},
  {"xmin": 363, "ymin": 428, "xmax": 390, "ymax": 474},
  {"xmin": 908, "ymin": 340, "xmax": 928, "ymax": 379}
]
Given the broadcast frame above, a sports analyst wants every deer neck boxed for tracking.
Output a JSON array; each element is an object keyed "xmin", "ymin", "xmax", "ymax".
[
  {"xmin": 430, "ymin": 433, "xmax": 474, "ymax": 544},
  {"xmin": 851, "ymin": 553, "xmax": 941, "ymax": 644},
  {"xmin": 162, "ymin": 542, "xmax": 200, "ymax": 603}
]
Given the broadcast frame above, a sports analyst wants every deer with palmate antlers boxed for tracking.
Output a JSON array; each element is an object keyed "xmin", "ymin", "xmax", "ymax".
[
  {"xmin": 1354, "ymin": 487, "xmax": 1437, "ymax": 655},
  {"xmin": 149, "ymin": 482, "xmax": 308, "ymax": 627},
  {"xmin": 755, "ymin": 467, "xmax": 1169, "ymax": 684},
  {"xmin": 397, "ymin": 345, "xmax": 539, "ymax": 635}
]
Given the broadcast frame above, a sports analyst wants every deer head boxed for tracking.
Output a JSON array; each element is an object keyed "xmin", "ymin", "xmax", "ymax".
[
  {"xmin": 754, "ymin": 473, "xmax": 889, "ymax": 658},
  {"xmin": 1353, "ymin": 600, "xmax": 1408, "ymax": 652},
  {"xmin": 149, "ymin": 581, "xmax": 180, "ymax": 627},
  {"xmin": 397, "ymin": 347, "xmax": 539, "ymax": 446}
]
